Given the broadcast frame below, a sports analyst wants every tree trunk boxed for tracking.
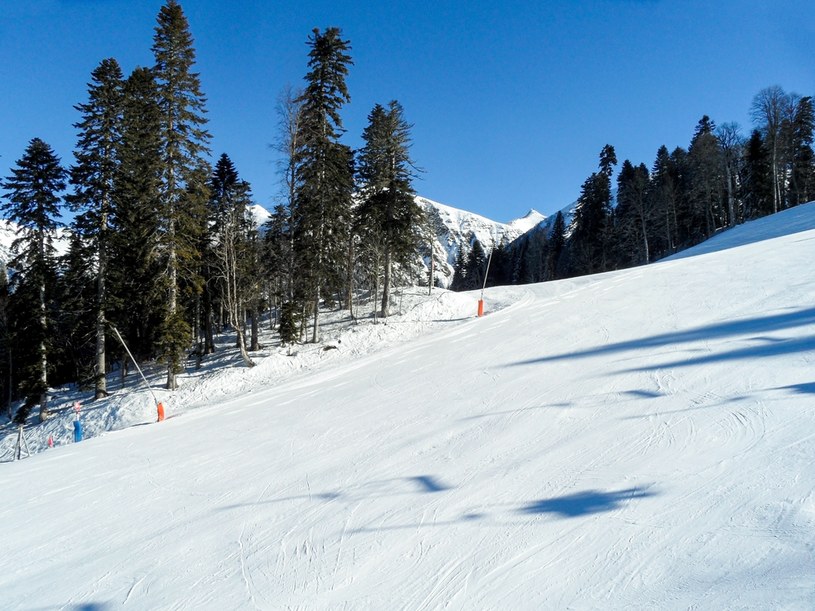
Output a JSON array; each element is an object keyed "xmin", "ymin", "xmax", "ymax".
[
  {"xmin": 312, "ymin": 287, "xmax": 320, "ymax": 343},
  {"xmin": 203, "ymin": 281, "xmax": 214, "ymax": 354},
  {"xmin": 39, "ymin": 282, "xmax": 49, "ymax": 422},
  {"xmin": 381, "ymin": 244, "xmax": 391, "ymax": 318},
  {"xmin": 725, "ymin": 163, "xmax": 736, "ymax": 227},
  {"xmin": 6, "ymin": 349, "xmax": 12, "ymax": 420},
  {"xmin": 640, "ymin": 215, "xmax": 650, "ymax": 264},
  {"xmin": 250, "ymin": 307, "xmax": 259, "ymax": 351},
  {"xmin": 429, "ymin": 248, "xmax": 434, "ymax": 295},
  {"xmin": 166, "ymin": 167, "xmax": 178, "ymax": 391},
  {"xmin": 94, "ymin": 206, "xmax": 108, "ymax": 400}
]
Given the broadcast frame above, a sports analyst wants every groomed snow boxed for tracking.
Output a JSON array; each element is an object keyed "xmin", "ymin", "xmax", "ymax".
[{"xmin": 2, "ymin": 204, "xmax": 815, "ymax": 609}]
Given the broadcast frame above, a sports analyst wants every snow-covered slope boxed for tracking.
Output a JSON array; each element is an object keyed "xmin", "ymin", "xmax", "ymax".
[
  {"xmin": 0, "ymin": 220, "xmax": 16, "ymax": 265},
  {"xmin": 3, "ymin": 204, "xmax": 815, "ymax": 609}
]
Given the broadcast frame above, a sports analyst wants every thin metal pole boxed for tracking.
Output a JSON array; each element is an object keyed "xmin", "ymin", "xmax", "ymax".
[
  {"xmin": 110, "ymin": 325, "xmax": 160, "ymax": 407},
  {"xmin": 481, "ymin": 245, "xmax": 494, "ymax": 301}
]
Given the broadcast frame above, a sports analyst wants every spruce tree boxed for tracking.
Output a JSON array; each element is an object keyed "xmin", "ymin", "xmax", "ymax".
[
  {"xmin": 789, "ymin": 96, "xmax": 814, "ymax": 206},
  {"xmin": 0, "ymin": 262, "xmax": 10, "ymax": 419},
  {"xmin": 647, "ymin": 145, "xmax": 679, "ymax": 258},
  {"xmin": 109, "ymin": 67, "xmax": 165, "ymax": 365},
  {"xmin": 450, "ymin": 245, "xmax": 467, "ymax": 291},
  {"xmin": 1, "ymin": 138, "xmax": 65, "ymax": 422},
  {"xmin": 464, "ymin": 239, "xmax": 488, "ymax": 290},
  {"xmin": 67, "ymin": 57, "xmax": 124, "ymax": 399},
  {"xmin": 152, "ymin": 0, "xmax": 211, "ymax": 388},
  {"xmin": 567, "ymin": 145, "xmax": 617, "ymax": 275},
  {"xmin": 548, "ymin": 211, "xmax": 567, "ymax": 279},
  {"xmin": 263, "ymin": 203, "xmax": 294, "ymax": 329},
  {"xmin": 614, "ymin": 160, "xmax": 651, "ymax": 266},
  {"xmin": 269, "ymin": 87, "xmax": 303, "ymax": 329},
  {"xmin": 687, "ymin": 116, "xmax": 724, "ymax": 241},
  {"xmin": 741, "ymin": 130, "xmax": 774, "ymax": 219},
  {"xmin": 357, "ymin": 101, "xmax": 423, "ymax": 317},
  {"xmin": 668, "ymin": 146, "xmax": 693, "ymax": 248},
  {"xmin": 54, "ymin": 233, "xmax": 97, "ymax": 388},
  {"xmin": 207, "ymin": 153, "xmax": 255, "ymax": 367},
  {"xmin": 292, "ymin": 27, "xmax": 353, "ymax": 342}
]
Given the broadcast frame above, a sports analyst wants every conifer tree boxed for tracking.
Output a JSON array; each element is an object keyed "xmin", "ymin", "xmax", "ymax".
[
  {"xmin": 207, "ymin": 154, "xmax": 255, "ymax": 367},
  {"xmin": 450, "ymin": 245, "xmax": 468, "ymax": 291},
  {"xmin": 0, "ymin": 262, "xmax": 10, "ymax": 419},
  {"xmin": 291, "ymin": 27, "xmax": 353, "ymax": 342},
  {"xmin": 464, "ymin": 239, "xmax": 488, "ymax": 290},
  {"xmin": 268, "ymin": 87, "xmax": 303, "ymax": 326},
  {"xmin": 568, "ymin": 145, "xmax": 616, "ymax": 275},
  {"xmin": 1, "ymin": 138, "xmax": 65, "ymax": 422},
  {"xmin": 687, "ymin": 116, "xmax": 724, "ymax": 240},
  {"xmin": 152, "ymin": 0, "xmax": 211, "ymax": 388},
  {"xmin": 548, "ymin": 211, "xmax": 567, "ymax": 279},
  {"xmin": 614, "ymin": 160, "xmax": 651, "ymax": 266},
  {"xmin": 485, "ymin": 242, "xmax": 512, "ymax": 287},
  {"xmin": 356, "ymin": 101, "xmax": 423, "ymax": 317},
  {"xmin": 789, "ymin": 96, "xmax": 815, "ymax": 206},
  {"xmin": 741, "ymin": 130, "xmax": 774, "ymax": 219},
  {"xmin": 67, "ymin": 57, "xmax": 124, "ymax": 399},
  {"xmin": 263, "ymin": 204, "xmax": 294, "ymax": 326},
  {"xmin": 647, "ymin": 145, "xmax": 681, "ymax": 259},
  {"xmin": 668, "ymin": 146, "xmax": 693, "ymax": 248},
  {"xmin": 109, "ymin": 67, "xmax": 164, "ymax": 364},
  {"xmin": 54, "ymin": 233, "xmax": 97, "ymax": 388}
]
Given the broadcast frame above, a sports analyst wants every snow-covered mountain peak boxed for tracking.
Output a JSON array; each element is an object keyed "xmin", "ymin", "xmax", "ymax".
[
  {"xmin": 508, "ymin": 208, "xmax": 547, "ymax": 233},
  {"xmin": 416, "ymin": 196, "xmax": 533, "ymax": 286},
  {"xmin": 248, "ymin": 203, "xmax": 271, "ymax": 229}
]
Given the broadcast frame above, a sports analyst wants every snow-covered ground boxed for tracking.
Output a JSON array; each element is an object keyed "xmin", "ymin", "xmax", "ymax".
[{"xmin": 3, "ymin": 204, "xmax": 815, "ymax": 609}]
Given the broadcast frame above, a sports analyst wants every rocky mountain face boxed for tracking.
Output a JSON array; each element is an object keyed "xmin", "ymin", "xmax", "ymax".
[{"xmin": 417, "ymin": 196, "xmax": 548, "ymax": 287}]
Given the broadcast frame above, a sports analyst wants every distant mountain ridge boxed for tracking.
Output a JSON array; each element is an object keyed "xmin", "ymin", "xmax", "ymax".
[
  {"xmin": 416, "ymin": 196, "xmax": 548, "ymax": 287},
  {"xmin": 0, "ymin": 197, "xmax": 571, "ymax": 289}
]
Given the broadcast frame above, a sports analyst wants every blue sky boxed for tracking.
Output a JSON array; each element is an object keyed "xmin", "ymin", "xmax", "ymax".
[{"xmin": 1, "ymin": 1, "xmax": 813, "ymax": 222}]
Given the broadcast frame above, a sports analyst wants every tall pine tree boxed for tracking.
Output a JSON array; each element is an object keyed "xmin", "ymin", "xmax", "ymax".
[
  {"xmin": 567, "ymin": 144, "xmax": 617, "ymax": 275},
  {"xmin": 109, "ymin": 67, "xmax": 165, "ymax": 365},
  {"xmin": 152, "ymin": 0, "xmax": 211, "ymax": 388},
  {"xmin": 1, "ymin": 139, "xmax": 65, "ymax": 423},
  {"xmin": 67, "ymin": 57, "xmax": 124, "ymax": 399},
  {"xmin": 292, "ymin": 27, "xmax": 353, "ymax": 342},
  {"xmin": 206, "ymin": 153, "xmax": 255, "ymax": 367},
  {"xmin": 356, "ymin": 101, "xmax": 423, "ymax": 317}
]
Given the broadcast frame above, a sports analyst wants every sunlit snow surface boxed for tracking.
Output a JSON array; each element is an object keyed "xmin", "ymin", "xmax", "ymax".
[{"xmin": 2, "ymin": 205, "xmax": 815, "ymax": 609}]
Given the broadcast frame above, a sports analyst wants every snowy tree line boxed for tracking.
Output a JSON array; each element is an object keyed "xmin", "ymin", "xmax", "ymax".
[
  {"xmin": 0, "ymin": 2, "xmax": 423, "ymax": 423},
  {"xmin": 452, "ymin": 88, "xmax": 815, "ymax": 288}
]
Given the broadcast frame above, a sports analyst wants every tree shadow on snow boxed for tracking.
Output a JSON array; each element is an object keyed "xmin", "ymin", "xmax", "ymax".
[
  {"xmin": 459, "ymin": 404, "xmax": 571, "ymax": 421},
  {"xmin": 217, "ymin": 475, "xmax": 451, "ymax": 511},
  {"xmin": 623, "ymin": 390, "xmax": 662, "ymax": 399},
  {"xmin": 348, "ymin": 486, "xmax": 658, "ymax": 534},
  {"xmin": 504, "ymin": 306, "xmax": 815, "ymax": 369},
  {"xmin": 518, "ymin": 487, "xmax": 657, "ymax": 518},
  {"xmin": 776, "ymin": 382, "xmax": 815, "ymax": 395}
]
